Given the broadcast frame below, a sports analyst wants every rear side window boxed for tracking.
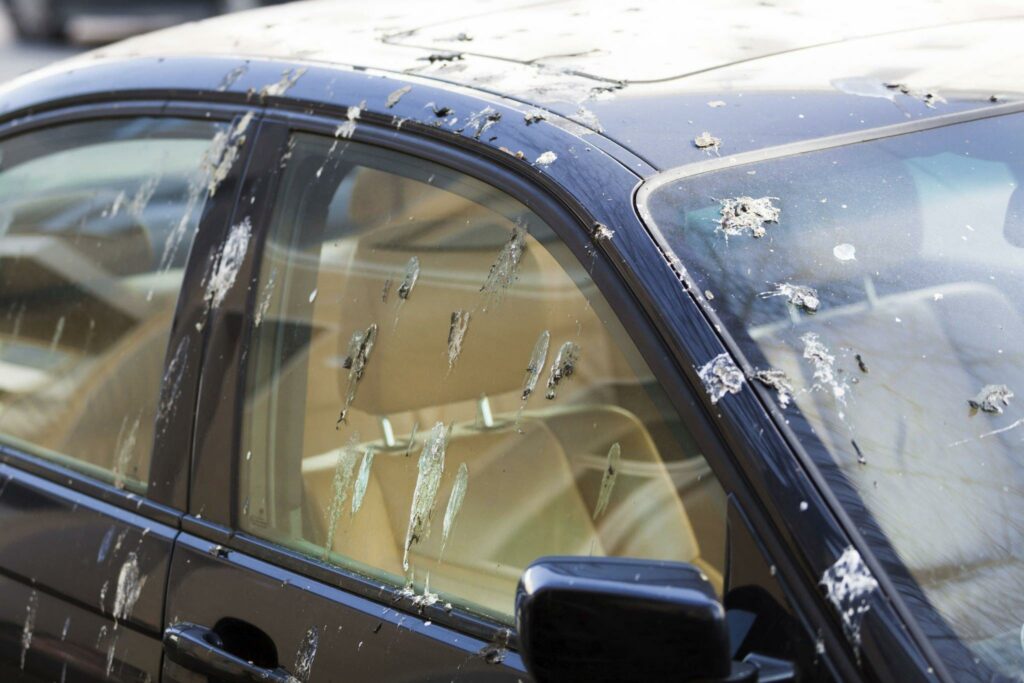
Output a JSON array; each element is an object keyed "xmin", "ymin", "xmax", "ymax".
[
  {"xmin": 239, "ymin": 133, "xmax": 727, "ymax": 622},
  {"xmin": 0, "ymin": 117, "xmax": 228, "ymax": 491}
]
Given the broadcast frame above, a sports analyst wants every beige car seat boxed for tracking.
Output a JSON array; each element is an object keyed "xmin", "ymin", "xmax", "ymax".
[{"xmin": 284, "ymin": 166, "xmax": 712, "ymax": 616}]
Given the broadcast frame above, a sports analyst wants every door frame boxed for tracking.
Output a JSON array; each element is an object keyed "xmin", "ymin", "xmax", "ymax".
[
  {"xmin": 182, "ymin": 92, "xmax": 852, "ymax": 670},
  {"xmin": 0, "ymin": 98, "xmax": 258, "ymax": 519}
]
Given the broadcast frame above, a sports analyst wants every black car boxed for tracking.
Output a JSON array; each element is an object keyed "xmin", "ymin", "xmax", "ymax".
[{"xmin": 0, "ymin": 1, "xmax": 1018, "ymax": 681}]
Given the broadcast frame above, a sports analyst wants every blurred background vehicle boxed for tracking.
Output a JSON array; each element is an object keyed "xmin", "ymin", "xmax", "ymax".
[
  {"xmin": 0, "ymin": 0, "xmax": 294, "ymax": 83},
  {"xmin": 2, "ymin": 0, "xmax": 290, "ymax": 44}
]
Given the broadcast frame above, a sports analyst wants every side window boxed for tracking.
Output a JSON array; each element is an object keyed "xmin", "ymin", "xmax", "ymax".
[
  {"xmin": 0, "ymin": 116, "xmax": 229, "ymax": 492},
  {"xmin": 240, "ymin": 133, "xmax": 727, "ymax": 622}
]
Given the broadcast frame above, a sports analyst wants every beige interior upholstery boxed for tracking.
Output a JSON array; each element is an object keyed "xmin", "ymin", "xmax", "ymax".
[{"xmin": 251, "ymin": 163, "xmax": 726, "ymax": 618}]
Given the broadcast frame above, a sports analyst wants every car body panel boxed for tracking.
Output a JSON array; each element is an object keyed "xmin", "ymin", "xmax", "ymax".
[
  {"xmin": 164, "ymin": 533, "xmax": 525, "ymax": 683},
  {"xmin": 0, "ymin": 463, "xmax": 172, "ymax": 681},
  {"xmin": 0, "ymin": 1, "xmax": 1003, "ymax": 679},
  {"xmin": 22, "ymin": 0, "xmax": 1022, "ymax": 172}
]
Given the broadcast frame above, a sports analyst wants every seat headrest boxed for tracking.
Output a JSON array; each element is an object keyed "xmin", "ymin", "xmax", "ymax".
[{"xmin": 317, "ymin": 167, "xmax": 602, "ymax": 418}]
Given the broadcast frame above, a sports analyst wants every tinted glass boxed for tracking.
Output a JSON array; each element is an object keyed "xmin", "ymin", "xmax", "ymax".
[
  {"xmin": 642, "ymin": 113, "xmax": 1024, "ymax": 679},
  {"xmin": 239, "ymin": 134, "xmax": 727, "ymax": 622},
  {"xmin": 0, "ymin": 117, "xmax": 226, "ymax": 491}
]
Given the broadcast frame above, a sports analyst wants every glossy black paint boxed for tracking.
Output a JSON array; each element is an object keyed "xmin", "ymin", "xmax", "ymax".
[
  {"xmin": 163, "ymin": 622, "xmax": 293, "ymax": 683},
  {"xmin": 0, "ymin": 572, "xmax": 161, "ymax": 682},
  {"xmin": 0, "ymin": 463, "xmax": 174, "ymax": 681},
  {"xmin": 164, "ymin": 534, "xmax": 525, "ymax": 683},
  {"xmin": 0, "ymin": 49, "xmax": 955, "ymax": 683},
  {"xmin": 516, "ymin": 557, "xmax": 731, "ymax": 683}
]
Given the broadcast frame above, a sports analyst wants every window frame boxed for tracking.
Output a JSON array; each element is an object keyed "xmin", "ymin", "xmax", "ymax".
[
  {"xmin": 187, "ymin": 105, "xmax": 765, "ymax": 645},
  {"xmin": 0, "ymin": 99, "xmax": 259, "ymax": 523}
]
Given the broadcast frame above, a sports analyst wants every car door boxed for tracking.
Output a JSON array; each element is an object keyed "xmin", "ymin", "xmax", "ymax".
[
  {"xmin": 159, "ymin": 104, "xmax": 810, "ymax": 682},
  {"xmin": 0, "ymin": 102, "xmax": 254, "ymax": 682}
]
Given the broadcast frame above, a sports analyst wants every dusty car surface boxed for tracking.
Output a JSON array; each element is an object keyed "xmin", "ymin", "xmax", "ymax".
[{"xmin": 0, "ymin": 0, "xmax": 1018, "ymax": 681}]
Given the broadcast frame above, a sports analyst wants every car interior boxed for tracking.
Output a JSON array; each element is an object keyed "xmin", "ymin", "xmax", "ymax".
[{"xmin": 241, "ymin": 135, "xmax": 728, "ymax": 620}]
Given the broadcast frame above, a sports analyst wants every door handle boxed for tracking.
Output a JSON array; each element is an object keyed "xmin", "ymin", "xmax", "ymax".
[{"xmin": 163, "ymin": 622, "xmax": 294, "ymax": 683}]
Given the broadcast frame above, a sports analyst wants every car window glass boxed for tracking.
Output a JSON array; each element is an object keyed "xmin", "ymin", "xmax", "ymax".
[
  {"xmin": 239, "ymin": 133, "xmax": 727, "ymax": 622},
  {"xmin": 0, "ymin": 117, "xmax": 228, "ymax": 492},
  {"xmin": 641, "ymin": 113, "xmax": 1024, "ymax": 678}
]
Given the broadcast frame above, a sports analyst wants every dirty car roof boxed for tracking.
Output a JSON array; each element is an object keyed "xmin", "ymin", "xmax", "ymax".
[{"xmin": 22, "ymin": 0, "xmax": 1024, "ymax": 171}]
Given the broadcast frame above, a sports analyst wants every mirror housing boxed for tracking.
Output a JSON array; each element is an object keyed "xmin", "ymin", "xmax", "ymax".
[{"xmin": 516, "ymin": 557, "xmax": 751, "ymax": 683}]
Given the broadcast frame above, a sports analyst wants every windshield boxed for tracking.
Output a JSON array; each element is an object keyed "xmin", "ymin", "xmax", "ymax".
[{"xmin": 640, "ymin": 111, "xmax": 1024, "ymax": 679}]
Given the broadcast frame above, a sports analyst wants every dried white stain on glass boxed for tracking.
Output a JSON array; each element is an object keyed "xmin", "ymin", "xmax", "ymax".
[
  {"xmin": 447, "ymin": 310, "xmax": 471, "ymax": 370},
  {"xmin": 950, "ymin": 415, "xmax": 1024, "ymax": 447},
  {"xmin": 351, "ymin": 448, "xmax": 374, "ymax": 515},
  {"xmin": 20, "ymin": 590, "xmax": 37, "ymax": 670},
  {"xmin": 441, "ymin": 462, "xmax": 469, "ymax": 552},
  {"xmin": 204, "ymin": 216, "xmax": 252, "ymax": 310},
  {"xmin": 521, "ymin": 330, "xmax": 551, "ymax": 401},
  {"xmin": 517, "ymin": 330, "xmax": 550, "ymax": 424},
  {"xmin": 545, "ymin": 341, "xmax": 580, "ymax": 400},
  {"xmin": 336, "ymin": 324, "xmax": 378, "ymax": 424},
  {"xmin": 335, "ymin": 101, "xmax": 365, "ymax": 139},
  {"xmin": 254, "ymin": 266, "xmax": 278, "ymax": 328},
  {"xmin": 113, "ymin": 552, "xmax": 145, "ymax": 621},
  {"xmin": 323, "ymin": 437, "xmax": 360, "ymax": 560},
  {"xmin": 593, "ymin": 442, "xmax": 621, "ymax": 519},
  {"xmin": 385, "ymin": 85, "xmax": 412, "ymax": 108},
  {"xmin": 390, "ymin": 256, "xmax": 420, "ymax": 327},
  {"xmin": 397, "ymin": 256, "xmax": 421, "ymax": 301},
  {"xmin": 693, "ymin": 132, "xmax": 721, "ymax": 154},
  {"xmin": 292, "ymin": 625, "xmax": 319, "ymax": 683},
  {"xmin": 534, "ymin": 150, "xmax": 557, "ymax": 166},
  {"xmin": 800, "ymin": 333, "xmax": 848, "ymax": 406},
  {"xmin": 760, "ymin": 282, "xmax": 820, "ymax": 313},
  {"xmin": 697, "ymin": 352, "xmax": 744, "ymax": 404},
  {"xmin": 112, "ymin": 413, "xmax": 141, "ymax": 489},
  {"xmin": 968, "ymin": 384, "xmax": 1013, "ymax": 414},
  {"xmin": 833, "ymin": 243, "xmax": 857, "ymax": 261},
  {"xmin": 403, "ymin": 422, "xmax": 448, "ymax": 571},
  {"xmin": 820, "ymin": 546, "xmax": 878, "ymax": 652},
  {"xmin": 752, "ymin": 369, "xmax": 795, "ymax": 409},
  {"xmin": 480, "ymin": 221, "xmax": 527, "ymax": 309},
  {"xmin": 259, "ymin": 66, "xmax": 307, "ymax": 98},
  {"xmin": 716, "ymin": 196, "xmax": 780, "ymax": 239}
]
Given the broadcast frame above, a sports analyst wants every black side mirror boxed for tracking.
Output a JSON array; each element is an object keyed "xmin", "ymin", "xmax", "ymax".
[{"xmin": 516, "ymin": 557, "xmax": 757, "ymax": 683}]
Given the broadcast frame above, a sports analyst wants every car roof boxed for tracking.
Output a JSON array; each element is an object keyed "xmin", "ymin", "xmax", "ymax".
[{"xmin": 12, "ymin": 0, "xmax": 1024, "ymax": 171}]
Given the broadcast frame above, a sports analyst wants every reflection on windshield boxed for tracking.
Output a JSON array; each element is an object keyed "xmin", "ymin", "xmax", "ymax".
[{"xmin": 642, "ymin": 112, "xmax": 1024, "ymax": 679}]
